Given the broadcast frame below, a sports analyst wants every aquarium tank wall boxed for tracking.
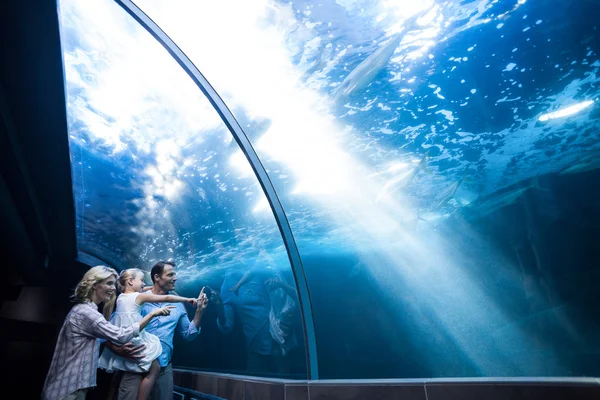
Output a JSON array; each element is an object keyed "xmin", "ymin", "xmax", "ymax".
[{"xmin": 57, "ymin": 0, "xmax": 600, "ymax": 380}]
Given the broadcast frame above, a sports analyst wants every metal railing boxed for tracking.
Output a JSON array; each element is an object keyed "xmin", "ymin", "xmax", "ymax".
[{"xmin": 173, "ymin": 386, "xmax": 226, "ymax": 400}]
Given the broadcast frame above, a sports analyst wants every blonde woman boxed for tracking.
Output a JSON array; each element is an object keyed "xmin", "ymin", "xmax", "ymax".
[
  {"xmin": 42, "ymin": 266, "xmax": 171, "ymax": 400},
  {"xmin": 98, "ymin": 268, "xmax": 207, "ymax": 400}
]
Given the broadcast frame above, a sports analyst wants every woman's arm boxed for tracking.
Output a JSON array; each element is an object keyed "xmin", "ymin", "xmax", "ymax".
[
  {"xmin": 86, "ymin": 307, "xmax": 169, "ymax": 344},
  {"xmin": 101, "ymin": 307, "xmax": 173, "ymax": 357}
]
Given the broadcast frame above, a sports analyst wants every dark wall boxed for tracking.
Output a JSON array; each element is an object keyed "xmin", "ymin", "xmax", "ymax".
[{"xmin": 0, "ymin": 0, "xmax": 81, "ymax": 397}]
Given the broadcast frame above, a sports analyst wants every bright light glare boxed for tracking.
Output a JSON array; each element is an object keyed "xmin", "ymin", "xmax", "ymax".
[
  {"xmin": 138, "ymin": 0, "xmax": 355, "ymax": 196},
  {"xmin": 538, "ymin": 100, "xmax": 595, "ymax": 122},
  {"xmin": 383, "ymin": 0, "xmax": 434, "ymax": 18}
]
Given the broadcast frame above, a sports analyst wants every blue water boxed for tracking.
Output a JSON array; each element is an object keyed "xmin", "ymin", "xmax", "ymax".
[{"xmin": 59, "ymin": 0, "xmax": 600, "ymax": 379}]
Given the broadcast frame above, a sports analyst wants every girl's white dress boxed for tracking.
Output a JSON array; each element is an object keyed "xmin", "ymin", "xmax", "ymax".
[{"xmin": 98, "ymin": 292, "xmax": 162, "ymax": 373}]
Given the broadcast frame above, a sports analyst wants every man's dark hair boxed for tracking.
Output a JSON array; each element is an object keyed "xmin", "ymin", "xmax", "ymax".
[{"xmin": 151, "ymin": 260, "xmax": 176, "ymax": 283}]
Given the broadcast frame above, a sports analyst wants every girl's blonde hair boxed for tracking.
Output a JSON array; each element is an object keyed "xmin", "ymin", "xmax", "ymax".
[
  {"xmin": 103, "ymin": 268, "xmax": 146, "ymax": 320},
  {"xmin": 72, "ymin": 265, "xmax": 118, "ymax": 305}
]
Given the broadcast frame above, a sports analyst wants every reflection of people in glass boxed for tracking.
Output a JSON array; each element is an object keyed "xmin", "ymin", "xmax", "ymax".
[{"xmin": 210, "ymin": 250, "xmax": 299, "ymax": 375}]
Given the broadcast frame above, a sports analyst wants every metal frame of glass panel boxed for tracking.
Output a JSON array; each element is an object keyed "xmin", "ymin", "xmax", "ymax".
[
  {"xmin": 114, "ymin": 0, "xmax": 319, "ymax": 379},
  {"xmin": 76, "ymin": 251, "xmax": 114, "ymax": 269}
]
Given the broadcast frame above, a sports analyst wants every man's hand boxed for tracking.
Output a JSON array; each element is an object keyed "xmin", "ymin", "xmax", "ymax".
[
  {"xmin": 191, "ymin": 287, "xmax": 209, "ymax": 329},
  {"xmin": 107, "ymin": 342, "xmax": 146, "ymax": 362},
  {"xmin": 196, "ymin": 287, "xmax": 209, "ymax": 311}
]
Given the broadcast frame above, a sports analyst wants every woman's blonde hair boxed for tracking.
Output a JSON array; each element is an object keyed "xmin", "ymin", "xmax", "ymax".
[
  {"xmin": 72, "ymin": 265, "xmax": 118, "ymax": 305},
  {"xmin": 102, "ymin": 268, "xmax": 145, "ymax": 320}
]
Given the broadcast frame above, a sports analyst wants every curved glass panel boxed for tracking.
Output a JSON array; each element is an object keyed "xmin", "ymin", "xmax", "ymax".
[
  {"xmin": 58, "ymin": 0, "xmax": 306, "ymax": 378},
  {"xmin": 137, "ymin": 0, "xmax": 600, "ymax": 379}
]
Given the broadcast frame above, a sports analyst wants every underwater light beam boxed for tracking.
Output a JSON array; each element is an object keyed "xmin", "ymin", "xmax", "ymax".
[{"xmin": 538, "ymin": 99, "xmax": 595, "ymax": 122}]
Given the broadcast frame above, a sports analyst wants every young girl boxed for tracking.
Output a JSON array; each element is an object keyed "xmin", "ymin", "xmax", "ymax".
[{"xmin": 98, "ymin": 268, "xmax": 205, "ymax": 400}]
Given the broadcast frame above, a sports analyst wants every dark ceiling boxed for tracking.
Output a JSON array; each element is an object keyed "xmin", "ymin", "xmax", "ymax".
[{"xmin": 0, "ymin": 0, "xmax": 78, "ymax": 281}]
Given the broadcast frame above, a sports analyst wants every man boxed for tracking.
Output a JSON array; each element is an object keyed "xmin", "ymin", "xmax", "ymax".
[{"xmin": 105, "ymin": 261, "xmax": 207, "ymax": 399}]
